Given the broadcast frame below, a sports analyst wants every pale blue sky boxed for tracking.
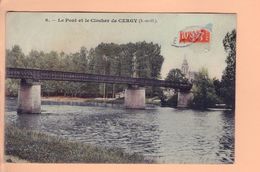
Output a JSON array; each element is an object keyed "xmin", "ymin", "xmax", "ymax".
[{"xmin": 6, "ymin": 12, "xmax": 236, "ymax": 79}]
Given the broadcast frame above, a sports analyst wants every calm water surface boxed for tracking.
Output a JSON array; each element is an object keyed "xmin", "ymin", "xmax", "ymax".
[{"xmin": 5, "ymin": 98, "xmax": 234, "ymax": 163}]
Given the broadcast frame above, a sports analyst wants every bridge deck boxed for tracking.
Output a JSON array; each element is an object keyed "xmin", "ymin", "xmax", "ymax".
[{"xmin": 6, "ymin": 67, "xmax": 192, "ymax": 91}]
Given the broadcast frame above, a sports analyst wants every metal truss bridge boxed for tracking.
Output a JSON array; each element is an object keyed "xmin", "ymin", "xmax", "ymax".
[{"xmin": 6, "ymin": 67, "xmax": 192, "ymax": 91}]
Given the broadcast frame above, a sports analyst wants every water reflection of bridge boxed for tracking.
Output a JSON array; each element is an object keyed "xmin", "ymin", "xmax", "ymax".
[{"xmin": 6, "ymin": 67, "xmax": 193, "ymax": 114}]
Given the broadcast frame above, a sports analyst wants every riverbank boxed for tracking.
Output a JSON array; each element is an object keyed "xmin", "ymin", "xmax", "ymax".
[
  {"xmin": 41, "ymin": 96, "xmax": 125, "ymax": 103},
  {"xmin": 41, "ymin": 96, "xmax": 161, "ymax": 107},
  {"xmin": 5, "ymin": 125, "xmax": 153, "ymax": 163}
]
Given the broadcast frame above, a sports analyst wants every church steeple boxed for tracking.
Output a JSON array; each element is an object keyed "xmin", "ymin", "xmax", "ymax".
[{"xmin": 181, "ymin": 55, "xmax": 189, "ymax": 76}]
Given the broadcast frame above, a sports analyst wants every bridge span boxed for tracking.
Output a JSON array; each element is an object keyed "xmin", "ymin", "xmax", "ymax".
[
  {"xmin": 6, "ymin": 67, "xmax": 192, "ymax": 90},
  {"xmin": 6, "ymin": 67, "xmax": 193, "ymax": 113}
]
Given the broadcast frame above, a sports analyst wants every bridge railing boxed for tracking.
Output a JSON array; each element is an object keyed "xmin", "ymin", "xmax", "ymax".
[{"xmin": 6, "ymin": 67, "xmax": 192, "ymax": 91}]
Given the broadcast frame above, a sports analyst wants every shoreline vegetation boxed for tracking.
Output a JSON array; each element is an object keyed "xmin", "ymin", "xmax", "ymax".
[
  {"xmin": 5, "ymin": 125, "xmax": 154, "ymax": 163},
  {"xmin": 7, "ymin": 95, "xmax": 162, "ymax": 107},
  {"xmin": 7, "ymin": 95, "xmax": 232, "ymax": 110},
  {"xmin": 42, "ymin": 96, "xmax": 161, "ymax": 106}
]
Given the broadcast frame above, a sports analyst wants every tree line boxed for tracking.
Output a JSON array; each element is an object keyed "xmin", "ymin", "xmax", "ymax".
[
  {"xmin": 193, "ymin": 29, "xmax": 236, "ymax": 109},
  {"xmin": 6, "ymin": 41, "xmax": 164, "ymax": 98}
]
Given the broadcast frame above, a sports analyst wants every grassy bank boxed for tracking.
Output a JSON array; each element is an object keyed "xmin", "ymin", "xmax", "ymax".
[{"xmin": 5, "ymin": 125, "xmax": 153, "ymax": 163}]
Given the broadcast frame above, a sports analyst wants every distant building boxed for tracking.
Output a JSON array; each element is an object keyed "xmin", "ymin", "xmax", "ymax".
[{"xmin": 181, "ymin": 56, "xmax": 196, "ymax": 82}]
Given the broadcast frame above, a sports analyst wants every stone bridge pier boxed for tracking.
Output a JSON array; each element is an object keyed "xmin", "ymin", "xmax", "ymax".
[
  {"xmin": 177, "ymin": 91, "xmax": 193, "ymax": 108},
  {"xmin": 124, "ymin": 85, "xmax": 145, "ymax": 109},
  {"xmin": 15, "ymin": 79, "xmax": 192, "ymax": 113},
  {"xmin": 17, "ymin": 79, "xmax": 41, "ymax": 114},
  {"xmin": 8, "ymin": 68, "xmax": 193, "ymax": 112}
]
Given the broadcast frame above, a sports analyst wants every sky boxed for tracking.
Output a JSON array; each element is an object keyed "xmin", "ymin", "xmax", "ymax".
[{"xmin": 6, "ymin": 12, "xmax": 236, "ymax": 79}]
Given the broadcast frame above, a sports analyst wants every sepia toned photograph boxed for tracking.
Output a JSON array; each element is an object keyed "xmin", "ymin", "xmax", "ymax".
[{"xmin": 4, "ymin": 12, "xmax": 236, "ymax": 164}]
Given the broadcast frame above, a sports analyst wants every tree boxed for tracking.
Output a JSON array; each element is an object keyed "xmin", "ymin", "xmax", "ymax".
[
  {"xmin": 6, "ymin": 45, "xmax": 26, "ymax": 67},
  {"xmin": 213, "ymin": 78, "xmax": 222, "ymax": 100},
  {"xmin": 134, "ymin": 42, "xmax": 164, "ymax": 79},
  {"xmin": 191, "ymin": 68, "xmax": 219, "ymax": 109},
  {"xmin": 221, "ymin": 30, "xmax": 236, "ymax": 109},
  {"xmin": 6, "ymin": 45, "xmax": 26, "ymax": 97},
  {"xmin": 27, "ymin": 50, "xmax": 46, "ymax": 69},
  {"xmin": 161, "ymin": 69, "xmax": 188, "ymax": 107},
  {"xmin": 166, "ymin": 68, "xmax": 188, "ymax": 83}
]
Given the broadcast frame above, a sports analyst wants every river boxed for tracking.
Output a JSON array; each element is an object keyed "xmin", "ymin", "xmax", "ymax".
[{"xmin": 5, "ymin": 97, "xmax": 234, "ymax": 163}]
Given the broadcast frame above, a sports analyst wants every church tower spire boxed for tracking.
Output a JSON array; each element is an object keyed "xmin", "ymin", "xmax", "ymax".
[{"xmin": 181, "ymin": 55, "xmax": 189, "ymax": 76}]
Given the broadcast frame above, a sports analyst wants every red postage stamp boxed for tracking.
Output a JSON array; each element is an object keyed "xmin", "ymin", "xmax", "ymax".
[
  {"xmin": 179, "ymin": 28, "xmax": 210, "ymax": 43},
  {"xmin": 172, "ymin": 23, "xmax": 212, "ymax": 48}
]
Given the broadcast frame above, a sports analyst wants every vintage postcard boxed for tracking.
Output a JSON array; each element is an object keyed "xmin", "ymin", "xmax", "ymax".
[{"xmin": 3, "ymin": 12, "xmax": 236, "ymax": 164}]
